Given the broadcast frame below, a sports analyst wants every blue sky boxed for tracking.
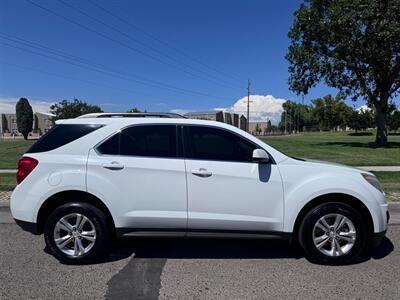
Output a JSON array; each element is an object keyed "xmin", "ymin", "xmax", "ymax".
[{"xmin": 0, "ymin": 0, "xmax": 383, "ymax": 114}]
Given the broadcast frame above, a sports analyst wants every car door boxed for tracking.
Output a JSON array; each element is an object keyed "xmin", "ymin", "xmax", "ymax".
[
  {"xmin": 183, "ymin": 125, "xmax": 284, "ymax": 233},
  {"xmin": 87, "ymin": 124, "xmax": 187, "ymax": 233}
]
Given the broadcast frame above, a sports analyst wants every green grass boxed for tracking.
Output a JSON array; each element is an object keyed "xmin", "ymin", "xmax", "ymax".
[
  {"xmin": 372, "ymin": 172, "xmax": 400, "ymax": 202},
  {"xmin": 260, "ymin": 132, "xmax": 400, "ymax": 166},
  {"xmin": 0, "ymin": 140, "xmax": 34, "ymax": 169},
  {"xmin": 0, "ymin": 173, "xmax": 16, "ymax": 191}
]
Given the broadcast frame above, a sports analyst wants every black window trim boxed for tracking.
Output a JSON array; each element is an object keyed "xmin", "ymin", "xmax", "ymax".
[
  {"xmin": 94, "ymin": 123, "xmax": 183, "ymax": 160},
  {"xmin": 94, "ymin": 123, "xmax": 275, "ymax": 164}
]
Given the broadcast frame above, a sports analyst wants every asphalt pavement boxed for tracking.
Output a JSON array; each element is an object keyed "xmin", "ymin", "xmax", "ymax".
[{"xmin": 0, "ymin": 204, "xmax": 399, "ymax": 299}]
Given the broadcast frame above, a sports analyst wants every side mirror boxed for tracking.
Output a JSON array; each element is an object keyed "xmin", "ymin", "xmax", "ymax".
[{"xmin": 252, "ymin": 149, "xmax": 270, "ymax": 163}]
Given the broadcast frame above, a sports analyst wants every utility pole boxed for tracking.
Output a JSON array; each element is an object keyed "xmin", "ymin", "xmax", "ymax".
[{"xmin": 247, "ymin": 79, "xmax": 251, "ymax": 132}]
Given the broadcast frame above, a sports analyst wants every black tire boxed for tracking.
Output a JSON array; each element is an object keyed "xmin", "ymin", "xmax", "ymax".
[
  {"xmin": 44, "ymin": 202, "xmax": 111, "ymax": 263},
  {"xmin": 298, "ymin": 202, "xmax": 369, "ymax": 265}
]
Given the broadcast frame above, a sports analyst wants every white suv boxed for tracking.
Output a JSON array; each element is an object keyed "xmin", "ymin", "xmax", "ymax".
[{"xmin": 11, "ymin": 114, "xmax": 389, "ymax": 264}]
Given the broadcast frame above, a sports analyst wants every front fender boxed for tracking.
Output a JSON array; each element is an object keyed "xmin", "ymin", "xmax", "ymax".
[{"xmin": 283, "ymin": 173, "xmax": 384, "ymax": 233}]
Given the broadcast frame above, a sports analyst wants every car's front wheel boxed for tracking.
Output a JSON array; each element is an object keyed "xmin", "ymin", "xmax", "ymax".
[
  {"xmin": 298, "ymin": 202, "xmax": 368, "ymax": 265},
  {"xmin": 44, "ymin": 202, "xmax": 110, "ymax": 263}
]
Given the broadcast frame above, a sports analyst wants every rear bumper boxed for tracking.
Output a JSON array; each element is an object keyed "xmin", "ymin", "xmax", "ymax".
[{"xmin": 14, "ymin": 219, "xmax": 40, "ymax": 235}]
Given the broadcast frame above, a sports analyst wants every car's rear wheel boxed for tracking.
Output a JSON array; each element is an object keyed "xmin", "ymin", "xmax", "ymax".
[
  {"xmin": 44, "ymin": 202, "xmax": 110, "ymax": 263},
  {"xmin": 298, "ymin": 202, "xmax": 368, "ymax": 265}
]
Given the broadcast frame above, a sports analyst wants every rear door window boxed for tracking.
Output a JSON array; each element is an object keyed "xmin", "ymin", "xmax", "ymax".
[
  {"xmin": 97, "ymin": 125, "xmax": 178, "ymax": 158},
  {"xmin": 27, "ymin": 124, "xmax": 102, "ymax": 153}
]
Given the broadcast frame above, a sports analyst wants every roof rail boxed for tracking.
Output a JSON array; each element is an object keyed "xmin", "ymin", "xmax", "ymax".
[{"xmin": 77, "ymin": 112, "xmax": 186, "ymax": 119}]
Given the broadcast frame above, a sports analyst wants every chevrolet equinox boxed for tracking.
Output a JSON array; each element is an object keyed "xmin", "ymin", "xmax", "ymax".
[{"xmin": 11, "ymin": 114, "xmax": 389, "ymax": 264}]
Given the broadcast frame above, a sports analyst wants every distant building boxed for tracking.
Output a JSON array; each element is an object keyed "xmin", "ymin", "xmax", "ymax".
[
  {"xmin": 0, "ymin": 112, "xmax": 54, "ymax": 137},
  {"xmin": 249, "ymin": 122, "xmax": 270, "ymax": 135},
  {"xmin": 33, "ymin": 112, "xmax": 54, "ymax": 135},
  {"xmin": 239, "ymin": 115, "xmax": 247, "ymax": 131},
  {"xmin": 0, "ymin": 114, "xmax": 18, "ymax": 135},
  {"xmin": 184, "ymin": 111, "xmax": 246, "ymax": 130},
  {"xmin": 223, "ymin": 112, "xmax": 233, "ymax": 125},
  {"xmin": 184, "ymin": 111, "xmax": 225, "ymax": 122}
]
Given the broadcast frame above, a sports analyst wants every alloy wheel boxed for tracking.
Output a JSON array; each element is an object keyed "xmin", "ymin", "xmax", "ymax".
[
  {"xmin": 53, "ymin": 213, "xmax": 97, "ymax": 258},
  {"xmin": 312, "ymin": 213, "xmax": 356, "ymax": 257}
]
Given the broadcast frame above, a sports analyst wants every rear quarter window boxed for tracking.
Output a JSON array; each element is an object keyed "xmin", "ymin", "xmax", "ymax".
[{"xmin": 26, "ymin": 124, "xmax": 102, "ymax": 153}]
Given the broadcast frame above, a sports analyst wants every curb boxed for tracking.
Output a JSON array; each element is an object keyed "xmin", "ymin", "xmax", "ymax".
[{"xmin": 356, "ymin": 166, "xmax": 400, "ymax": 172}]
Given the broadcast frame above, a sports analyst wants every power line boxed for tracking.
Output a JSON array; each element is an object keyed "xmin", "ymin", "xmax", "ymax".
[
  {"xmin": 25, "ymin": 0, "xmax": 242, "ymax": 92},
  {"xmin": 86, "ymin": 0, "xmax": 243, "ymax": 83},
  {"xmin": 57, "ymin": 0, "xmax": 241, "ymax": 89},
  {"xmin": 0, "ymin": 34, "xmax": 233, "ymax": 101},
  {"xmin": 0, "ymin": 59, "xmax": 176, "ymax": 102},
  {"xmin": 0, "ymin": 40, "xmax": 203, "ymax": 98},
  {"xmin": 2, "ymin": 60, "xmax": 221, "ymax": 111}
]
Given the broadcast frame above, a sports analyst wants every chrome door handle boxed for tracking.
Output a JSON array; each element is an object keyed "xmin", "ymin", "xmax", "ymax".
[
  {"xmin": 102, "ymin": 162, "xmax": 124, "ymax": 170},
  {"xmin": 191, "ymin": 168, "xmax": 212, "ymax": 178}
]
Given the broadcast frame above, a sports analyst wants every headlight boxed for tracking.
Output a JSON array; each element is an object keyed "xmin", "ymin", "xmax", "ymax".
[{"xmin": 361, "ymin": 173, "xmax": 383, "ymax": 193}]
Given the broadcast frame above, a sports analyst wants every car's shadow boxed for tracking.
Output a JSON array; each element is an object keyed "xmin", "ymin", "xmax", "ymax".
[{"xmin": 48, "ymin": 235, "xmax": 394, "ymax": 266}]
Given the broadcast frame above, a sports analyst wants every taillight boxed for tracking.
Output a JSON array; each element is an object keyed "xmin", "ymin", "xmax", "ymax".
[{"xmin": 17, "ymin": 157, "xmax": 38, "ymax": 184}]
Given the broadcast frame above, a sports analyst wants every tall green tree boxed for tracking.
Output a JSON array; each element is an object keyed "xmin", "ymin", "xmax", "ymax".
[
  {"xmin": 15, "ymin": 97, "xmax": 33, "ymax": 140},
  {"xmin": 388, "ymin": 108, "xmax": 400, "ymax": 133},
  {"xmin": 347, "ymin": 108, "xmax": 374, "ymax": 132},
  {"xmin": 50, "ymin": 99, "xmax": 103, "ymax": 120},
  {"xmin": 279, "ymin": 100, "xmax": 314, "ymax": 132},
  {"xmin": 266, "ymin": 120, "xmax": 272, "ymax": 133},
  {"xmin": 311, "ymin": 95, "xmax": 351, "ymax": 131},
  {"xmin": 126, "ymin": 107, "xmax": 141, "ymax": 113},
  {"xmin": 286, "ymin": 0, "xmax": 400, "ymax": 145}
]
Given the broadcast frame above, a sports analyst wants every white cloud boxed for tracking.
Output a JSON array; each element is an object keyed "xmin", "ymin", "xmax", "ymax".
[
  {"xmin": 357, "ymin": 105, "xmax": 372, "ymax": 112},
  {"xmin": 217, "ymin": 95, "xmax": 287, "ymax": 124},
  {"xmin": 0, "ymin": 97, "xmax": 54, "ymax": 114}
]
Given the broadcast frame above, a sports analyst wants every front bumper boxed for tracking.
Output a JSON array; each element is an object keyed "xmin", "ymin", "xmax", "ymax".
[
  {"xmin": 371, "ymin": 210, "xmax": 390, "ymax": 247},
  {"xmin": 371, "ymin": 230, "xmax": 387, "ymax": 247},
  {"xmin": 14, "ymin": 219, "xmax": 40, "ymax": 235}
]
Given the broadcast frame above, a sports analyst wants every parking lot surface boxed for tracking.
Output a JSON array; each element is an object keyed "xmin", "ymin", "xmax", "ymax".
[{"xmin": 0, "ymin": 203, "xmax": 399, "ymax": 300}]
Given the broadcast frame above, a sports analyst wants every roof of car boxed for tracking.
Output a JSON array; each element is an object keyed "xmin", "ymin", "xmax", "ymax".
[
  {"xmin": 77, "ymin": 112, "xmax": 186, "ymax": 119},
  {"xmin": 56, "ymin": 116, "xmax": 228, "ymax": 127}
]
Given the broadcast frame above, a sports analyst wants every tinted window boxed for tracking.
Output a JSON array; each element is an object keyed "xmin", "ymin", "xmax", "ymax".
[
  {"xmin": 97, "ymin": 133, "xmax": 119, "ymax": 155},
  {"xmin": 27, "ymin": 124, "xmax": 102, "ymax": 153},
  {"xmin": 184, "ymin": 126, "xmax": 256, "ymax": 162},
  {"xmin": 97, "ymin": 125, "xmax": 177, "ymax": 158}
]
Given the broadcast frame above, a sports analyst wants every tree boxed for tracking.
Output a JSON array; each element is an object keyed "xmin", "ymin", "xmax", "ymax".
[
  {"xmin": 254, "ymin": 123, "xmax": 261, "ymax": 135},
  {"xmin": 279, "ymin": 100, "xmax": 315, "ymax": 133},
  {"xmin": 50, "ymin": 99, "xmax": 103, "ymax": 120},
  {"xmin": 286, "ymin": 0, "xmax": 400, "ymax": 145},
  {"xmin": 347, "ymin": 108, "xmax": 374, "ymax": 132},
  {"xmin": 388, "ymin": 109, "xmax": 400, "ymax": 133},
  {"xmin": 311, "ymin": 95, "xmax": 351, "ymax": 131},
  {"xmin": 266, "ymin": 120, "xmax": 272, "ymax": 134},
  {"xmin": 126, "ymin": 107, "xmax": 141, "ymax": 113},
  {"xmin": 15, "ymin": 97, "xmax": 33, "ymax": 140}
]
